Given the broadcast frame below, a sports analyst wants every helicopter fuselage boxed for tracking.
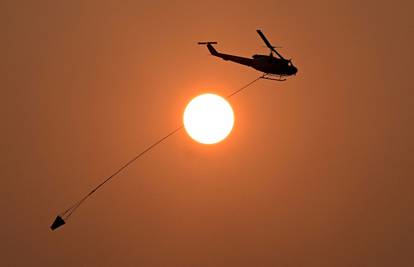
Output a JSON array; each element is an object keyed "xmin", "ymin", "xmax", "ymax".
[
  {"xmin": 201, "ymin": 43, "xmax": 297, "ymax": 78},
  {"xmin": 251, "ymin": 54, "xmax": 297, "ymax": 76},
  {"xmin": 212, "ymin": 51, "xmax": 297, "ymax": 77},
  {"xmin": 198, "ymin": 30, "xmax": 298, "ymax": 80}
]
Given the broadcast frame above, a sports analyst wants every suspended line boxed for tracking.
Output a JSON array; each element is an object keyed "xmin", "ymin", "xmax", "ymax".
[
  {"xmin": 60, "ymin": 126, "xmax": 183, "ymax": 220},
  {"xmin": 57, "ymin": 75, "xmax": 263, "ymax": 222},
  {"xmin": 227, "ymin": 74, "xmax": 264, "ymax": 98}
]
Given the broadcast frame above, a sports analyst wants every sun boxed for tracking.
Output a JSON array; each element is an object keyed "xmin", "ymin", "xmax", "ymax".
[{"xmin": 183, "ymin": 93, "xmax": 234, "ymax": 144}]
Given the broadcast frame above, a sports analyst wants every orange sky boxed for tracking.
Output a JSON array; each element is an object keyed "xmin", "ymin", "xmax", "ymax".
[{"xmin": 1, "ymin": 0, "xmax": 413, "ymax": 266}]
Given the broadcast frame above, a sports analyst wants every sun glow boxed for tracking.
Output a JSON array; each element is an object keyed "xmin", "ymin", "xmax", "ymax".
[{"xmin": 183, "ymin": 93, "xmax": 234, "ymax": 144}]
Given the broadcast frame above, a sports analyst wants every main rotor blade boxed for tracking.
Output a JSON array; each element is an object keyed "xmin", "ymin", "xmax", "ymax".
[
  {"xmin": 257, "ymin": 30, "xmax": 273, "ymax": 49},
  {"xmin": 256, "ymin": 30, "xmax": 287, "ymax": 61}
]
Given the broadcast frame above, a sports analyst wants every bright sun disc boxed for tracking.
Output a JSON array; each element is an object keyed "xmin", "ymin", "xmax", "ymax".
[{"xmin": 183, "ymin": 93, "xmax": 234, "ymax": 144}]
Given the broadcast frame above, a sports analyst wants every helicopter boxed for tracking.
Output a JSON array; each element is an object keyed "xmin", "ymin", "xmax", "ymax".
[{"xmin": 198, "ymin": 30, "xmax": 297, "ymax": 81}]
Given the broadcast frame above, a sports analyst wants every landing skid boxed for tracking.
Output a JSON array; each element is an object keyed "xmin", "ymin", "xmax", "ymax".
[{"xmin": 261, "ymin": 73, "xmax": 287, "ymax": 81}]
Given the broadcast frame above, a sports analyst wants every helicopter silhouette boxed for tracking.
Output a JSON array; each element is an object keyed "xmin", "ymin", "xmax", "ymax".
[{"xmin": 198, "ymin": 30, "xmax": 297, "ymax": 81}]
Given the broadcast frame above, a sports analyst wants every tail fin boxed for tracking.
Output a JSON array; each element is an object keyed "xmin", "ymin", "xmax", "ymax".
[{"xmin": 198, "ymin": 42, "xmax": 219, "ymax": 56}]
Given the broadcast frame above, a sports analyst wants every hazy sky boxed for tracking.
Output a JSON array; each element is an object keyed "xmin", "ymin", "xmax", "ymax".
[{"xmin": 1, "ymin": 0, "xmax": 413, "ymax": 266}]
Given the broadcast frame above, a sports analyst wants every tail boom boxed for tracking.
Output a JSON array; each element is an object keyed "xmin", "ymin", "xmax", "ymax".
[{"xmin": 198, "ymin": 41, "xmax": 253, "ymax": 67}]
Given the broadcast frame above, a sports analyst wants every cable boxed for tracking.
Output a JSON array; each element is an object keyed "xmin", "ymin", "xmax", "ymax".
[
  {"xmin": 227, "ymin": 74, "xmax": 264, "ymax": 98},
  {"xmin": 60, "ymin": 126, "xmax": 183, "ymax": 219},
  {"xmin": 55, "ymin": 75, "xmax": 263, "ymax": 223}
]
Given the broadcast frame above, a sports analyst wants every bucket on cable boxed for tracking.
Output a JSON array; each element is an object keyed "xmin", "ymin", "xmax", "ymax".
[{"xmin": 50, "ymin": 216, "xmax": 65, "ymax": 230}]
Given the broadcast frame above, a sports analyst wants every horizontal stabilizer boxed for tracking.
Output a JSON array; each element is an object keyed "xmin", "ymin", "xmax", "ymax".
[{"xmin": 198, "ymin": 41, "xmax": 217, "ymax": 45}]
